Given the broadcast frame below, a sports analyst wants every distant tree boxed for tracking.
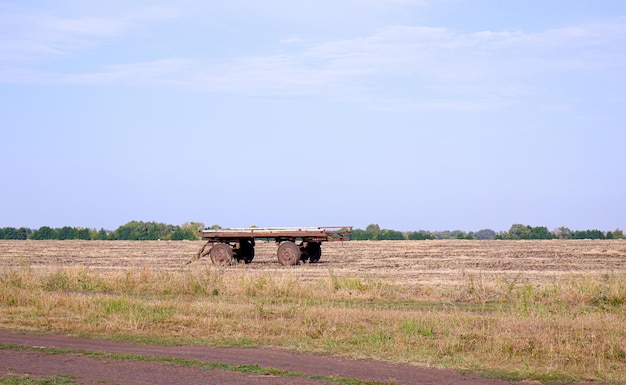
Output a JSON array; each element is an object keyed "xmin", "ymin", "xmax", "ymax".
[
  {"xmin": 408, "ymin": 231, "xmax": 433, "ymax": 240},
  {"xmin": 503, "ymin": 224, "xmax": 532, "ymax": 240},
  {"xmin": 434, "ymin": 231, "xmax": 453, "ymax": 240},
  {"xmin": 590, "ymin": 229, "xmax": 606, "ymax": 239},
  {"xmin": 365, "ymin": 224, "xmax": 381, "ymax": 240},
  {"xmin": 530, "ymin": 226, "xmax": 554, "ymax": 240},
  {"xmin": 169, "ymin": 225, "xmax": 198, "ymax": 240},
  {"xmin": 446, "ymin": 230, "xmax": 465, "ymax": 239},
  {"xmin": 0, "ymin": 227, "xmax": 29, "ymax": 239},
  {"xmin": 612, "ymin": 229, "xmax": 624, "ymax": 239},
  {"xmin": 572, "ymin": 229, "xmax": 606, "ymax": 240},
  {"xmin": 110, "ymin": 221, "xmax": 162, "ymax": 240},
  {"xmin": 473, "ymin": 229, "xmax": 496, "ymax": 240},
  {"xmin": 30, "ymin": 226, "xmax": 57, "ymax": 240},
  {"xmin": 13, "ymin": 227, "xmax": 31, "ymax": 240},
  {"xmin": 181, "ymin": 222, "xmax": 204, "ymax": 240},
  {"xmin": 554, "ymin": 227, "xmax": 573, "ymax": 239},
  {"xmin": 350, "ymin": 228, "xmax": 368, "ymax": 240},
  {"xmin": 169, "ymin": 228, "xmax": 186, "ymax": 240},
  {"xmin": 355, "ymin": 229, "xmax": 372, "ymax": 240},
  {"xmin": 94, "ymin": 228, "xmax": 108, "ymax": 240},
  {"xmin": 379, "ymin": 229, "xmax": 405, "ymax": 240},
  {"xmin": 57, "ymin": 226, "xmax": 78, "ymax": 240},
  {"xmin": 77, "ymin": 228, "xmax": 91, "ymax": 240}
]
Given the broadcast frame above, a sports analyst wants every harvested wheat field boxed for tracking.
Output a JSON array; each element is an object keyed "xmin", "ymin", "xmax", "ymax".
[
  {"xmin": 1, "ymin": 239, "xmax": 624, "ymax": 286},
  {"xmin": 1, "ymin": 240, "xmax": 625, "ymax": 384}
]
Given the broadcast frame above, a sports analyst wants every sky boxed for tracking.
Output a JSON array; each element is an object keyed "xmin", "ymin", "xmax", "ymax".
[{"xmin": 1, "ymin": 1, "xmax": 625, "ymax": 232}]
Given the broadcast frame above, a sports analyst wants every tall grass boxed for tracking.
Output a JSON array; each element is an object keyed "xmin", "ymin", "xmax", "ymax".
[{"xmin": 1, "ymin": 265, "xmax": 625, "ymax": 383}]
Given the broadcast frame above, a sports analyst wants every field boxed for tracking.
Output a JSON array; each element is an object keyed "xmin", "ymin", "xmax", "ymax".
[
  {"xmin": 1, "ymin": 239, "xmax": 626, "ymax": 384},
  {"xmin": 2, "ymin": 239, "xmax": 624, "ymax": 286}
]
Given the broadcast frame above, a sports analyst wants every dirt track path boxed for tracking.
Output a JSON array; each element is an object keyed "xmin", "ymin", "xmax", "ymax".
[{"xmin": 0, "ymin": 330, "xmax": 513, "ymax": 385}]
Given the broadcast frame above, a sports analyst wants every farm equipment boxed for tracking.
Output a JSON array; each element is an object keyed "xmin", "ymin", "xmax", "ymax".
[{"xmin": 190, "ymin": 226, "xmax": 352, "ymax": 266}]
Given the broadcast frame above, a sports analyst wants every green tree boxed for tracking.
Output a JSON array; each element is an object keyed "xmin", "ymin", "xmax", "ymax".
[
  {"xmin": 365, "ymin": 224, "xmax": 381, "ymax": 240},
  {"xmin": 555, "ymin": 227, "xmax": 573, "ymax": 239},
  {"xmin": 110, "ymin": 221, "xmax": 182, "ymax": 240},
  {"xmin": 380, "ymin": 229, "xmax": 404, "ymax": 240},
  {"xmin": 573, "ymin": 229, "xmax": 606, "ymax": 240},
  {"xmin": 94, "ymin": 228, "xmax": 108, "ymax": 240},
  {"xmin": 0, "ymin": 227, "xmax": 28, "ymax": 239},
  {"xmin": 505, "ymin": 224, "xmax": 532, "ymax": 240},
  {"xmin": 18, "ymin": 227, "xmax": 30, "ymax": 239},
  {"xmin": 349, "ymin": 228, "xmax": 368, "ymax": 240},
  {"xmin": 168, "ymin": 226, "xmax": 197, "ymax": 240},
  {"xmin": 408, "ymin": 231, "xmax": 433, "ymax": 240},
  {"xmin": 434, "ymin": 231, "xmax": 457, "ymax": 240},
  {"xmin": 77, "ymin": 228, "xmax": 91, "ymax": 240},
  {"xmin": 30, "ymin": 226, "xmax": 57, "ymax": 240},
  {"xmin": 473, "ymin": 229, "xmax": 496, "ymax": 240},
  {"xmin": 530, "ymin": 226, "xmax": 553, "ymax": 240},
  {"xmin": 57, "ymin": 226, "xmax": 78, "ymax": 240},
  {"xmin": 181, "ymin": 222, "xmax": 204, "ymax": 240}
]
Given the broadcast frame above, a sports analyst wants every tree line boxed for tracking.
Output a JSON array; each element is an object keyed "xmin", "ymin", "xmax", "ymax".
[
  {"xmin": 496, "ymin": 224, "xmax": 624, "ymax": 240},
  {"xmin": 350, "ymin": 224, "xmax": 624, "ymax": 240},
  {"xmin": 1, "ymin": 222, "xmax": 623, "ymax": 241},
  {"xmin": 0, "ymin": 221, "xmax": 205, "ymax": 241},
  {"xmin": 350, "ymin": 224, "xmax": 496, "ymax": 240}
]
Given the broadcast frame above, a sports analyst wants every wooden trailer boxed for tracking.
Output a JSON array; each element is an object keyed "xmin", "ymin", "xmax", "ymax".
[{"xmin": 192, "ymin": 226, "xmax": 352, "ymax": 266}]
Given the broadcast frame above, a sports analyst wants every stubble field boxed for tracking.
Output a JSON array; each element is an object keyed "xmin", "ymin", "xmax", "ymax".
[
  {"xmin": 1, "ymin": 239, "xmax": 624, "ymax": 286},
  {"xmin": 1, "ymin": 239, "xmax": 626, "ymax": 384}
]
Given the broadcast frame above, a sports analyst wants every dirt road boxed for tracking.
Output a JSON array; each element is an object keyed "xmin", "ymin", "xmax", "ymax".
[{"xmin": 1, "ymin": 330, "xmax": 513, "ymax": 385}]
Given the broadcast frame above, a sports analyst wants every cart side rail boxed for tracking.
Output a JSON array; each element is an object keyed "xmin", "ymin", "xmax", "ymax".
[{"xmin": 199, "ymin": 226, "xmax": 352, "ymax": 241}]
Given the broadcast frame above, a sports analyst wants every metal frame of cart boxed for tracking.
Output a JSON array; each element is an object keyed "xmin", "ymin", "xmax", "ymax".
[{"xmin": 192, "ymin": 226, "xmax": 352, "ymax": 265}]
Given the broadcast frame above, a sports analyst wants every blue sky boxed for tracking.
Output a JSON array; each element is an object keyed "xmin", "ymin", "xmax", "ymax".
[{"xmin": 1, "ymin": 1, "xmax": 625, "ymax": 232}]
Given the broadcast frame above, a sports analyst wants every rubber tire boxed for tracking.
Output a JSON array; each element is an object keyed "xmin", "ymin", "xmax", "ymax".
[
  {"xmin": 277, "ymin": 241, "xmax": 301, "ymax": 266},
  {"xmin": 307, "ymin": 242, "xmax": 322, "ymax": 263},
  {"xmin": 210, "ymin": 243, "xmax": 233, "ymax": 266},
  {"xmin": 235, "ymin": 239, "xmax": 255, "ymax": 264}
]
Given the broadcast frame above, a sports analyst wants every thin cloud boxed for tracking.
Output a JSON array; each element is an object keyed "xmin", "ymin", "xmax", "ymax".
[
  {"xmin": 1, "ymin": 7, "xmax": 624, "ymax": 112},
  {"xmin": 0, "ymin": 4, "xmax": 177, "ymax": 63}
]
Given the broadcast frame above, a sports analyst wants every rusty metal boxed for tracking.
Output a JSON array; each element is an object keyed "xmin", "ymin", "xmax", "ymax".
[
  {"xmin": 200, "ymin": 226, "xmax": 352, "ymax": 241},
  {"xmin": 190, "ymin": 226, "xmax": 352, "ymax": 266}
]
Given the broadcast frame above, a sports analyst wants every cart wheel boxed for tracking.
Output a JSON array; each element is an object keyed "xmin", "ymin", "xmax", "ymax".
[
  {"xmin": 210, "ymin": 243, "xmax": 233, "ymax": 266},
  {"xmin": 277, "ymin": 241, "xmax": 300, "ymax": 266},
  {"xmin": 307, "ymin": 242, "xmax": 322, "ymax": 263}
]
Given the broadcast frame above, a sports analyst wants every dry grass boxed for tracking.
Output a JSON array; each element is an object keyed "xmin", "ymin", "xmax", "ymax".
[{"xmin": 1, "ymin": 240, "xmax": 625, "ymax": 383}]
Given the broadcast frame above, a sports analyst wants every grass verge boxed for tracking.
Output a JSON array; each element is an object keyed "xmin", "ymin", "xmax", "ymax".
[{"xmin": 1, "ymin": 266, "xmax": 625, "ymax": 384}]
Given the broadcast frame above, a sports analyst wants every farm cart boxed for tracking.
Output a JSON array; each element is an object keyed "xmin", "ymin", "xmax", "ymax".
[{"xmin": 191, "ymin": 226, "xmax": 352, "ymax": 266}]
